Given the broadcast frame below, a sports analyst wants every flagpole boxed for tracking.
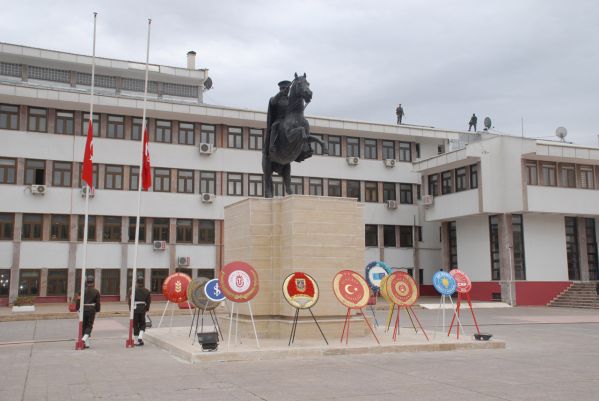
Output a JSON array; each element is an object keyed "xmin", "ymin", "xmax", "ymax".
[
  {"xmin": 76, "ymin": 11, "xmax": 97, "ymax": 351},
  {"xmin": 126, "ymin": 18, "xmax": 152, "ymax": 348}
]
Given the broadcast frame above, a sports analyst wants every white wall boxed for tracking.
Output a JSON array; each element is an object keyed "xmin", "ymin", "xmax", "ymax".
[
  {"xmin": 363, "ymin": 203, "xmax": 419, "ymax": 225},
  {"xmin": 76, "ymin": 243, "xmax": 122, "ymax": 269},
  {"xmin": 425, "ymin": 189, "xmax": 479, "ymax": 221},
  {"xmin": 364, "ymin": 247, "xmax": 380, "ymax": 267},
  {"xmin": 456, "ymin": 215, "xmax": 491, "ymax": 281},
  {"xmin": 174, "ymin": 245, "xmax": 216, "ymax": 269},
  {"xmin": 420, "ymin": 249, "xmax": 442, "ymax": 284},
  {"xmin": 127, "ymin": 245, "xmax": 170, "ymax": 269},
  {"xmin": 527, "ymin": 186, "xmax": 599, "ymax": 215},
  {"xmin": 0, "ymin": 242, "xmax": 13, "ymax": 268},
  {"xmin": 382, "ymin": 248, "xmax": 415, "ymax": 269},
  {"xmin": 20, "ymin": 242, "xmax": 69, "ymax": 268},
  {"xmin": 523, "ymin": 214, "xmax": 568, "ymax": 281}
]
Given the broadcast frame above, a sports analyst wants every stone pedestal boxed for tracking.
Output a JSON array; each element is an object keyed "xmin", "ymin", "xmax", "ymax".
[{"xmin": 224, "ymin": 196, "xmax": 366, "ymax": 338}]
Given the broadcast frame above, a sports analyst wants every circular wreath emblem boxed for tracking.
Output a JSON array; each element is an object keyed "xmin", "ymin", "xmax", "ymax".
[
  {"xmin": 432, "ymin": 271, "xmax": 457, "ymax": 296},
  {"xmin": 365, "ymin": 260, "xmax": 392, "ymax": 293},
  {"xmin": 162, "ymin": 272, "xmax": 192, "ymax": 303},
  {"xmin": 282, "ymin": 272, "xmax": 319, "ymax": 309},
  {"xmin": 332, "ymin": 270, "xmax": 370, "ymax": 309},
  {"xmin": 187, "ymin": 277, "xmax": 220, "ymax": 311},
  {"xmin": 219, "ymin": 261, "xmax": 259, "ymax": 303},
  {"xmin": 385, "ymin": 271, "xmax": 419, "ymax": 306},
  {"xmin": 450, "ymin": 269, "xmax": 472, "ymax": 294}
]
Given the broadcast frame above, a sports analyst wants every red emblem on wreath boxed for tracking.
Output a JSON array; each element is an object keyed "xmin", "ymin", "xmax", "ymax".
[
  {"xmin": 332, "ymin": 270, "xmax": 370, "ymax": 309},
  {"xmin": 162, "ymin": 272, "xmax": 192, "ymax": 303},
  {"xmin": 385, "ymin": 272, "xmax": 418, "ymax": 306},
  {"xmin": 450, "ymin": 269, "xmax": 472, "ymax": 294},
  {"xmin": 219, "ymin": 261, "xmax": 259, "ymax": 303},
  {"xmin": 283, "ymin": 272, "xmax": 319, "ymax": 309}
]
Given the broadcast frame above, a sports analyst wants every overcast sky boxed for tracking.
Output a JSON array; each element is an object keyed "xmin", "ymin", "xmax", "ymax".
[{"xmin": 3, "ymin": 0, "xmax": 598, "ymax": 145}]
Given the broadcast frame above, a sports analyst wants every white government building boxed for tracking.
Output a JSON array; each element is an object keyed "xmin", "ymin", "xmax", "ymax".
[{"xmin": 0, "ymin": 42, "xmax": 597, "ymax": 306}]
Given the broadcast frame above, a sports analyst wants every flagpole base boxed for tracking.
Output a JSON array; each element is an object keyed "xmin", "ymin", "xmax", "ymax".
[
  {"xmin": 75, "ymin": 339, "xmax": 85, "ymax": 350},
  {"xmin": 125, "ymin": 338, "xmax": 135, "ymax": 348}
]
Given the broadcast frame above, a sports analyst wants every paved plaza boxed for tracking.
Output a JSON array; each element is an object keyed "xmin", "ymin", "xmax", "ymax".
[{"xmin": 0, "ymin": 306, "xmax": 598, "ymax": 401}]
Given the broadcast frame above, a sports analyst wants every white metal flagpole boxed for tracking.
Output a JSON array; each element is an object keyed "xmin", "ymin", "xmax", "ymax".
[
  {"xmin": 126, "ymin": 18, "xmax": 152, "ymax": 348},
  {"xmin": 76, "ymin": 12, "xmax": 97, "ymax": 351}
]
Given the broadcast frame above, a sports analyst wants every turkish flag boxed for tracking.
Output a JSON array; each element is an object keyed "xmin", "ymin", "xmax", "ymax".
[
  {"xmin": 141, "ymin": 126, "xmax": 151, "ymax": 191},
  {"xmin": 81, "ymin": 119, "xmax": 94, "ymax": 188}
]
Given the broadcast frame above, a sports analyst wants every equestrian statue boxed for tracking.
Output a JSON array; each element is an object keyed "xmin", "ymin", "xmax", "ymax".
[{"xmin": 262, "ymin": 73, "xmax": 328, "ymax": 198}]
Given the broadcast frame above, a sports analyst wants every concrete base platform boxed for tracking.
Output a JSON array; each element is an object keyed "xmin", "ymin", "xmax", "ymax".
[{"xmin": 145, "ymin": 325, "xmax": 506, "ymax": 363}]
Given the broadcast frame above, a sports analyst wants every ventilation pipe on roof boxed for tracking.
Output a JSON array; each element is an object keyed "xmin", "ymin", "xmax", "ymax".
[{"xmin": 187, "ymin": 51, "xmax": 196, "ymax": 70}]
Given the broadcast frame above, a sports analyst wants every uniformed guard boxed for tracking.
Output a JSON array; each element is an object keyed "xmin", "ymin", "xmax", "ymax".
[
  {"xmin": 128, "ymin": 276, "xmax": 151, "ymax": 346},
  {"xmin": 265, "ymin": 80, "xmax": 292, "ymax": 157},
  {"xmin": 469, "ymin": 114, "xmax": 478, "ymax": 132},
  {"xmin": 396, "ymin": 104, "xmax": 405, "ymax": 124},
  {"xmin": 76, "ymin": 275, "xmax": 101, "ymax": 349}
]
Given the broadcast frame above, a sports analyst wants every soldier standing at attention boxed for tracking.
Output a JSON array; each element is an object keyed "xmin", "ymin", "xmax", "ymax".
[
  {"xmin": 128, "ymin": 276, "xmax": 151, "ymax": 346},
  {"xmin": 468, "ymin": 114, "xmax": 478, "ymax": 132},
  {"xmin": 76, "ymin": 275, "xmax": 101, "ymax": 349},
  {"xmin": 265, "ymin": 80, "xmax": 292, "ymax": 156},
  {"xmin": 396, "ymin": 104, "xmax": 405, "ymax": 124}
]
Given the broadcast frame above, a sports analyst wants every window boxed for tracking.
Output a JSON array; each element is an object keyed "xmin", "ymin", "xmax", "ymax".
[
  {"xmin": 130, "ymin": 167, "xmax": 139, "ymax": 191},
  {"xmin": 579, "ymin": 166, "xmax": 594, "ymax": 189},
  {"xmin": 104, "ymin": 165, "xmax": 123, "ymax": 190},
  {"xmin": 455, "ymin": 167, "xmax": 467, "ymax": 192},
  {"xmin": 542, "ymin": 164, "xmax": 556, "ymax": 186},
  {"xmin": 416, "ymin": 226, "xmax": 423, "ymax": 242},
  {"xmin": 364, "ymin": 181, "xmax": 378, "ymax": 202},
  {"xmin": 512, "ymin": 214, "xmax": 526, "ymax": 280},
  {"xmin": 560, "ymin": 165, "xmax": 576, "ymax": 188},
  {"xmin": 178, "ymin": 122, "xmax": 195, "ymax": 145},
  {"xmin": 176, "ymin": 219, "xmax": 192, "ymax": 243},
  {"xmin": 365, "ymin": 225, "xmax": 378, "ymax": 247},
  {"xmin": 0, "ymin": 158, "xmax": 16, "ymax": 184},
  {"xmin": 107, "ymin": 115, "xmax": 125, "ymax": 139},
  {"xmin": 177, "ymin": 170, "xmax": 194, "ymax": 193},
  {"xmin": 131, "ymin": 117, "xmax": 146, "ymax": 141},
  {"xmin": 198, "ymin": 220, "xmax": 215, "ymax": 244},
  {"xmin": 399, "ymin": 142, "xmax": 411, "ymax": 162},
  {"xmin": 347, "ymin": 137, "xmax": 360, "ymax": 158},
  {"xmin": 103, "ymin": 216, "xmax": 122, "ymax": 242},
  {"xmin": 19, "ymin": 270, "xmax": 40, "ymax": 296},
  {"xmin": 52, "ymin": 162, "xmax": 73, "ymax": 187},
  {"xmin": 273, "ymin": 176, "xmax": 284, "ymax": 197},
  {"xmin": 249, "ymin": 128, "xmax": 263, "ymax": 150},
  {"xmin": 152, "ymin": 218, "xmax": 170, "ymax": 242},
  {"xmin": 200, "ymin": 124, "xmax": 216, "ymax": 145},
  {"xmin": 227, "ymin": 173, "xmax": 243, "ymax": 195},
  {"xmin": 309, "ymin": 178, "xmax": 323, "ymax": 196},
  {"xmin": 399, "ymin": 184, "xmax": 413, "ymax": 204},
  {"xmin": 470, "ymin": 164, "xmax": 478, "ymax": 189},
  {"xmin": 101, "ymin": 269, "xmax": 120, "ymax": 296},
  {"xmin": 311, "ymin": 134, "xmax": 324, "ymax": 155},
  {"xmin": 428, "ymin": 175, "xmax": 438, "ymax": 196},
  {"xmin": 382, "ymin": 140, "xmax": 395, "ymax": 160},
  {"xmin": 526, "ymin": 162, "xmax": 538, "ymax": 185},
  {"xmin": 22, "ymin": 214, "xmax": 43, "ymax": 240},
  {"xmin": 0, "ymin": 104, "xmax": 19, "ymax": 130},
  {"xmin": 290, "ymin": 177, "xmax": 303, "ymax": 195},
  {"xmin": 0, "ymin": 270, "xmax": 10, "ymax": 297},
  {"xmin": 565, "ymin": 217, "xmax": 580, "ymax": 280},
  {"xmin": 328, "ymin": 179, "xmax": 341, "ymax": 197},
  {"xmin": 151, "ymin": 269, "xmax": 169, "ymax": 293},
  {"xmin": 399, "ymin": 226, "xmax": 413, "ymax": 247},
  {"xmin": 55, "ymin": 111, "xmax": 74, "ymax": 135},
  {"xmin": 154, "ymin": 168, "xmax": 171, "ymax": 192},
  {"xmin": 489, "ymin": 216, "xmax": 500, "ymax": 280},
  {"xmin": 78, "ymin": 215, "xmax": 96, "ymax": 241},
  {"xmin": 415, "ymin": 143, "xmax": 421, "ymax": 159},
  {"xmin": 227, "ymin": 127, "xmax": 243, "ymax": 149},
  {"xmin": 383, "ymin": 225, "xmax": 396, "ymax": 247},
  {"xmin": 586, "ymin": 219, "xmax": 598, "ymax": 280},
  {"xmin": 448, "ymin": 221, "xmax": 458, "ymax": 269},
  {"xmin": 383, "ymin": 183, "xmax": 396, "ymax": 202},
  {"xmin": 249, "ymin": 174, "xmax": 263, "ymax": 197},
  {"xmin": 0, "ymin": 213, "xmax": 14, "ymax": 240},
  {"xmin": 82, "ymin": 113, "xmax": 100, "ymax": 137},
  {"xmin": 25, "ymin": 159, "xmax": 45, "ymax": 185},
  {"xmin": 200, "ymin": 171, "xmax": 216, "ymax": 194},
  {"xmin": 347, "ymin": 180, "xmax": 361, "ymax": 200},
  {"xmin": 50, "ymin": 215, "xmax": 69, "ymax": 241},
  {"xmin": 79, "ymin": 164, "xmax": 98, "ymax": 188},
  {"xmin": 28, "ymin": 107, "xmax": 47, "ymax": 132},
  {"xmin": 327, "ymin": 135, "xmax": 341, "ymax": 156},
  {"xmin": 416, "ymin": 184, "xmax": 421, "ymax": 200},
  {"xmin": 441, "ymin": 171, "xmax": 452, "ymax": 194},
  {"xmin": 155, "ymin": 120, "xmax": 172, "ymax": 143},
  {"xmin": 128, "ymin": 217, "xmax": 145, "ymax": 242},
  {"xmin": 364, "ymin": 139, "xmax": 377, "ymax": 159},
  {"xmin": 47, "ymin": 269, "xmax": 68, "ymax": 296}
]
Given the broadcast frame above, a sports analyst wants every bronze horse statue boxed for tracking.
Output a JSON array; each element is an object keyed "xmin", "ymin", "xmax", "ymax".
[{"xmin": 262, "ymin": 73, "xmax": 328, "ymax": 198}]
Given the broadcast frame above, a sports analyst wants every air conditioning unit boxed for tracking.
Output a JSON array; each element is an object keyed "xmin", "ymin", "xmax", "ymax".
[
  {"xmin": 346, "ymin": 156, "xmax": 359, "ymax": 166},
  {"xmin": 80, "ymin": 185, "xmax": 95, "ymax": 198},
  {"xmin": 153, "ymin": 240, "xmax": 166, "ymax": 251},
  {"xmin": 422, "ymin": 195, "xmax": 434, "ymax": 206},
  {"xmin": 386, "ymin": 200, "xmax": 398, "ymax": 209},
  {"xmin": 31, "ymin": 185, "xmax": 46, "ymax": 195},
  {"xmin": 384, "ymin": 159, "xmax": 396, "ymax": 167},
  {"xmin": 199, "ymin": 143, "xmax": 215, "ymax": 155},
  {"xmin": 178, "ymin": 256, "xmax": 190, "ymax": 267},
  {"xmin": 201, "ymin": 193, "xmax": 215, "ymax": 203}
]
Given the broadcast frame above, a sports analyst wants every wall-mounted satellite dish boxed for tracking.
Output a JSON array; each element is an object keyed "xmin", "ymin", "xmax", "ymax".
[
  {"xmin": 555, "ymin": 126, "xmax": 567, "ymax": 142},
  {"xmin": 203, "ymin": 77, "xmax": 213, "ymax": 91},
  {"xmin": 483, "ymin": 117, "xmax": 492, "ymax": 131}
]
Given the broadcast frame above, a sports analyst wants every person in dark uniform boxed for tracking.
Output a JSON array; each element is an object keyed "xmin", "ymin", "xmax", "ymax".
[
  {"xmin": 128, "ymin": 276, "xmax": 151, "ymax": 346},
  {"xmin": 468, "ymin": 114, "xmax": 478, "ymax": 132},
  {"xmin": 76, "ymin": 275, "xmax": 101, "ymax": 348},
  {"xmin": 396, "ymin": 104, "xmax": 405, "ymax": 124},
  {"xmin": 265, "ymin": 80, "xmax": 291, "ymax": 157}
]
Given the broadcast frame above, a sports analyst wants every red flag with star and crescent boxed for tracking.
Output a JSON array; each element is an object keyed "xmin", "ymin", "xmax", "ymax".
[
  {"xmin": 81, "ymin": 119, "xmax": 94, "ymax": 188},
  {"xmin": 141, "ymin": 126, "xmax": 151, "ymax": 191}
]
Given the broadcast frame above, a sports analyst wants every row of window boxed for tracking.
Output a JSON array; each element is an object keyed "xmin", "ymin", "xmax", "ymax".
[
  {"xmin": 365, "ymin": 224, "xmax": 422, "ymax": 248},
  {"xmin": 525, "ymin": 160, "xmax": 597, "ymax": 189},
  {"xmin": 427, "ymin": 164, "xmax": 479, "ymax": 196},
  {"xmin": 0, "ymin": 213, "xmax": 215, "ymax": 243},
  {"xmin": 0, "ymin": 104, "xmax": 419, "ymax": 160}
]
